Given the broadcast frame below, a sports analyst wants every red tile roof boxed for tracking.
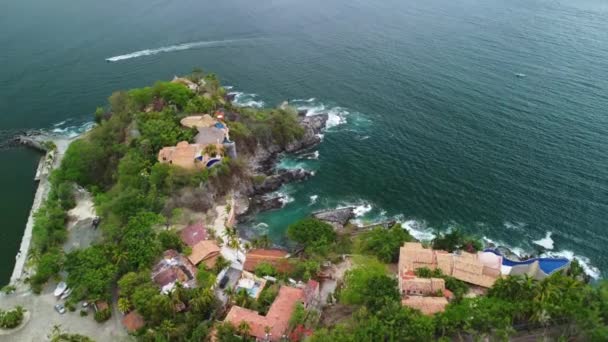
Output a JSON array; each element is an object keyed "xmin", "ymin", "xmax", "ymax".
[
  {"xmin": 122, "ymin": 311, "xmax": 145, "ymax": 332},
  {"xmin": 244, "ymin": 249, "xmax": 292, "ymax": 273},
  {"xmin": 180, "ymin": 223, "xmax": 209, "ymax": 247},
  {"xmin": 225, "ymin": 286, "xmax": 304, "ymax": 341},
  {"xmin": 153, "ymin": 268, "xmax": 178, "ymax": 287}
]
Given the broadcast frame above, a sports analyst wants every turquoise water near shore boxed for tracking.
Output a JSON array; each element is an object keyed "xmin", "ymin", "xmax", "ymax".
[{"xmin": 2, "ymin": 0, "xmax": 608, "ymax": 283}]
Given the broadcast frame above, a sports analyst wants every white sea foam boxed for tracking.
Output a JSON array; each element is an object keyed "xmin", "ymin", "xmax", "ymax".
[
  {"xmin": 533, "ymin": 231, "xmax": 554, "ymax": 250},
  {"xmin": 353, "ymin": 203, "xmax": 372, "ymax": 217},
  {"xmin": 296, "ymin": 102, "xmax": 348, "ymax": 129},
  {"xmin": 106, "ymin": 38, "xmax": 252, "ymax": 62},
  {"xmin": 309, "ymin": 195, "xmax": 318, "ymax": 205},
  {"xmin": 306, "ymin": 151, "xmax": 319, "ymax": 160},
  {"xmin": 503, "ymin": 221, "xmax": 526, "ymax": 231},
  {"xmin": 278, "ymin": 194, "xmax": 294, "ymax": 205},
  {"xmin": 48, "ymin": 121, "xmax": 96, "ymax": 138},
  {"xmin": 326, "ymin": 107, "xmax": 348, "ymax": 128},
  {"xmin": 229, "ymin": 91, "xmax": 265, "ymax": 108},
  {"xmin": 400, "ymin": 219, "xmax": 436, "ymax": 242}
]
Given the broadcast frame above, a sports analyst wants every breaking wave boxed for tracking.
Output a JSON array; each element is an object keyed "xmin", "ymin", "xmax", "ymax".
[
  {"xmin": 309, "ymin": 195, "xmax": 318, "ymax": 205},
  {"xmin": 533, "ymin": 231, "xmax": 554, "ymax": 250},
  {"xmin": 228, "ymin": 91, "xmax": 266, "ymax": 108},
  {"xmin": 106, "ymin": 38, "xmax": 255, "ymax": 62},
  {"xmin": 46, "ymin": 120, "xmax": 96, "ymax": 138}
]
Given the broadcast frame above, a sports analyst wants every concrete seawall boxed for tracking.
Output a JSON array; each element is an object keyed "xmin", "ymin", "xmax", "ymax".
[{"xmin": 9, "ymin": 138, "xmax": 70, "ymax": 287}]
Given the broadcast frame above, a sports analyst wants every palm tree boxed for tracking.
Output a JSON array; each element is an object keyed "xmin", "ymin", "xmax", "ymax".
[
  {"xmin": 237, "ymin": 321, "xmax": 251, "ymax": 337},
  {"xmin": 224, "ymin": 227, "xmax": 243, "ymax": 262},
  {"xmin": 224, "ymin": 286, "xmax": 236, "ymax": 305},
  {"xmin": 117, "ymin": 298, "xmax": 132, "ymax": 314}
]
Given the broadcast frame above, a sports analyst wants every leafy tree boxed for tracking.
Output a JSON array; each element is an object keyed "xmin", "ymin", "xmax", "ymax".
[
  {"xmin": 254, "ymin": 262, "xmax": 277, "ymax": 277},
  {"xmin": 340, "ymin": 257, "xmax": 399, "ymax": 312},
  {"xmin": 64, "ymin": 245, "xmax": 117, "ymax": 301},
  {"xmin": 117, "ymin": 212, "xmax": 163, "ymax": 271},
  {"xmin": 55, "ymin": 181, "xmax": 76, "ymax": 210},
  {"xmin": 137, "ymin": 111, "xmax": 194, "ymax": 153},
  {"xmin": 196, "ymin": 266, "xmax": 217, "ymax": 289},
  {"xmin": 158, "ymin": 229, "xmax": 184, "ymax": 252},
  {"xmin": 152, "ymin": 82, "xmax": 193, "ymax": 109},
  {"xmin": 287, "ymin": 218, "xmax": 336, "ymax": 256},
  {"xmin": 432, "ymin": 229, "xmax": 482, "ymax": 253},
  {"xmin": 56, "ymin": 139, "xmax": 106, "ymax": 187},
  {"xmin": 354, "ymin": 223, "xmax": 412, "ymax": 262}
]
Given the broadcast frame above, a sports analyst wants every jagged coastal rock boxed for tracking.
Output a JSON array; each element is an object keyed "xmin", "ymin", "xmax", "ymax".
[
  {"xmin": 253, "ymin": 168, "xmax": 313, "ymax": 194},
  {"xmin": 286, "ymin": 114, "xmax": 328, "ymax": 153},
  {"xmin": 313, "ymin": 207, "xmax": 356, "ymax": 232}
]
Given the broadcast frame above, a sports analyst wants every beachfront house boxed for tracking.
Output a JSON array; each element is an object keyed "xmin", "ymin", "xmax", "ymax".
[
  {"xmin": 224, "ymin": 286, "xmax": 305, "ymax": 341},
  {"xmin": 151, "ymin": 249, "xmax": 198, "ymax": 294},
  {"xmin": 157, "ymin": 113, "xmax": 236, "ymax": 169},
  {"xmin": 399, "ymin": 242, "xmax": 500, "ymax": 288}
]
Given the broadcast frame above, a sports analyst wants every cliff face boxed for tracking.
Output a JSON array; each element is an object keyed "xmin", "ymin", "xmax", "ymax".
[
  {"xmin": 249, "ymin": 114, "xmax": 328, "ymax": 173},
  {"xmin": 237, "ymin": 113, "xmax": 328, "ymax": 219}
]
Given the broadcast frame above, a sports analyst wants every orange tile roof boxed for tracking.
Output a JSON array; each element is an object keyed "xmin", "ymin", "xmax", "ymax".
[
  {"xmin": 158, "ymin": 141, "xmax": 202, "ymax": 169},
  {"xmin": 399, "ymin": 243, "xmax": 500, "ymax": 288},
  {"xmin": 244, "ymin": 249, "xmax": 292, "ymax": 273},
  {"xmin": 225, "ymin": 286, "xmax": 304, "ymax": 341},
  {"xmin": 188, "ymin": 240, "xmax": 221, "ymax": 266},
  {"xmin": 122, "ymin": 311, "xmax": 145, "ymax": 332},
  {"xmin": 402, "ymin": 296, "xmax": 448, "ymax": 315}
]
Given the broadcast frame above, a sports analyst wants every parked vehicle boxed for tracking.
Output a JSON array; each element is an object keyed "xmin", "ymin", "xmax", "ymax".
[
  {"xmin": 60, "ymin": 288, "xmax": 72, "ymax": 300},
  {"xmin": 54, "ymin": 282, "xmax": 67, "ymax": 297},
  {"xmin": 219, "ymin": 275, "xmax": 229, "ymax": 289},
  {"xmin": 54, "ymin": 303, "xmax": 66, "ymax": 314}
]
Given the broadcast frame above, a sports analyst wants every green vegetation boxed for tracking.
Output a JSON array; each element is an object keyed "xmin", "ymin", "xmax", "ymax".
[
  {"xmin": 354, "ymin": 223, "xmax": 412, "ymax": 262},
  {"xmin": 339, "ymin": 257, "xmax": 400, "ymax": 312},
  {"xmin": 0, "ymin": 306, "xmax": 25, "ymax": 329},
  {"xmin": 431, "ymin": 229, "xmax": 483, "ymax": 253},
  {"xmin": 287, "ymin": 218, "xmax": 336, "ymax": 256},
  {"xmin": 254, "ymin": 262, "xmax": 277, "ymax": 277},
  {"xmin": 414, "ymin": 267, "xmax": 468, "ymax": 300}
]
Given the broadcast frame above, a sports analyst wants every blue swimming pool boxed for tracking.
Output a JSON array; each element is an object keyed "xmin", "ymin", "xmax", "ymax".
[{"xmin": 484, "ymin": 249, "xmax": 570, "ymax": 275}]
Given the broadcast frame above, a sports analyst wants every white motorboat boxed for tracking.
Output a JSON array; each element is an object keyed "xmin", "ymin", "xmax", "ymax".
[{"xmin": 54, "ymin": 282, "xmax": 67, "ymax": 297}]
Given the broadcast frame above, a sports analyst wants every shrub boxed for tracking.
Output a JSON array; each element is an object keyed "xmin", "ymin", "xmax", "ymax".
[
  {"xmin": 79, "ymin": 310, "xmax": 88, "ymax": 317},
  {"xmin": 432, "ymin": 229, "xmax": 482, "ymax": 253},
  {"xmin": 354, "ymin": 224, "xmax": 413, "ymax": 263},
  {"xmin": 254, "ymin": 262, "xmax": 277, "ymax": 277},
  {"xmin": 0, "ymin": 306, "xmax": 25, "ymax": 329},
  {"xmin": 94, "ymin": 308, "xmax": 111, "ymax": 323}
]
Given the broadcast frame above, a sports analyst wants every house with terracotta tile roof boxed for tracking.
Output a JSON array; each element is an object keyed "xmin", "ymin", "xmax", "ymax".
[
  {"xmin": 244, "ymin": 249, "xmax": 293, "ymax": 274},
  {"xmin": 188, "ymin": 240, "xmax": 221, "ymax": 269},
  {"xmin": 158, "ymin": 141, "xmax": 223, "ymax": 170},
  {"xmin": 398, "ymin": 242, "xmax": 500, "ymax": 289},
  {"xmin": 180, "ymin": 222, "xmax": 209, "ymax": 247},
  {"xmin": 402, "ymin": 296, "xmax": 449, "ymax": 315},
  {"xmin": 151, "ymin": 249, "xmax": 197, "ymax": 293},
  {"xmin": 122, "ymin": 310, "xmax": 145, "ymax": 332},
  {"xmin": 225, "ymin": 286, "xmax": 304, "ymax": 341}
]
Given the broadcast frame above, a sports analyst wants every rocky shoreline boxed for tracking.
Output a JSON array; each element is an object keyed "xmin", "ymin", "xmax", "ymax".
[{"xmin": 236, "ymin": 112, "xmax": 328, "ymax": 220}]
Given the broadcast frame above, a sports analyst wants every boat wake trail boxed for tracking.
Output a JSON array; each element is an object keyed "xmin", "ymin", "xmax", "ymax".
[{"xmin": 106, "ymin": 38, "xmax": 256, "ymax": 62}]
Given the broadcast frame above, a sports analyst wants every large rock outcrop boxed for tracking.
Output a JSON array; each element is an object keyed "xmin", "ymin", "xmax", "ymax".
[{"xmin": 253, "ymin": 169, "xmax": 313, "ymax": 194}]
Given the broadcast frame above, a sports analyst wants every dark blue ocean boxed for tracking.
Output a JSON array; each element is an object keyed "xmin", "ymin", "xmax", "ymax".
[{"xmin": 2, "ymin": 0, "xmax": 608, "ymax": 282}]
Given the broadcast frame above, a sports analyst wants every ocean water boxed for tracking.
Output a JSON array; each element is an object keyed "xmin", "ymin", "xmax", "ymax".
[{"xmin": 2, "ymin": 0, "xmax": 608, "ymax": 283}]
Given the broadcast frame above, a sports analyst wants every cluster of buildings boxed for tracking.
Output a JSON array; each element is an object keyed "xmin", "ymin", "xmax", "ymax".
[
  {"xmin": 157, "ymin": 113, "xmax": 236, "ymax": 170},
  {"xmin": 398, "ymin": 242, "xmax": 571, "ymax": 315},
  {"xmin": 224, "ymin": 280, "xmax": 320, "ymax": 341}
]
